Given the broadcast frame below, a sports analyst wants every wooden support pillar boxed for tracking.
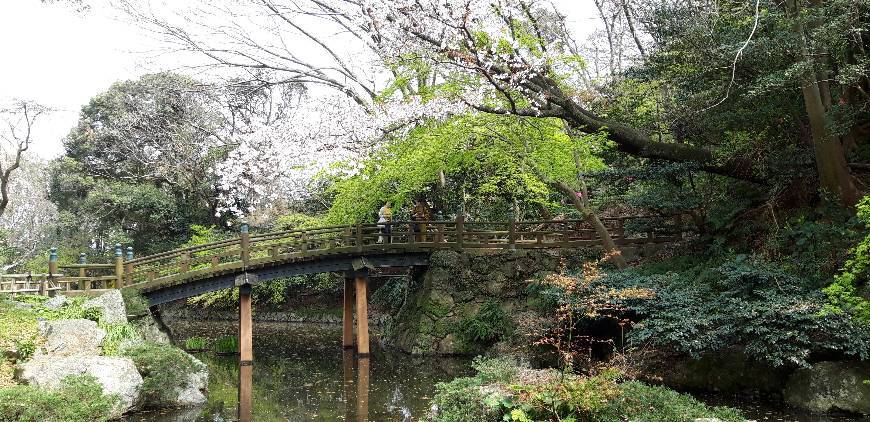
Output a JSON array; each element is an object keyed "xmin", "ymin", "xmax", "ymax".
[
  {"xmin": 238, "ymin": 363, "xmax": 253, "ymax": 422},
  {"xmin": 343, "ymin": 277, "xmax": 355, "ymax": 349},
  {"xmin": 78, "ymin": 253, "xmax": 86, "ymax": 291},
  {"xmin": 239, "ymin": 283, "xmax": 253, "ymax": 364},
  {"xmin": 354, "ymin": 274, "xmax": 370, "ymax": 356}
]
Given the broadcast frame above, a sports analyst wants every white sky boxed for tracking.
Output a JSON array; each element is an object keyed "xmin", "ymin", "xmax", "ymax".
[{"xmin": 0, "ymin": 0, "xmax": 600, "ymax": 160}]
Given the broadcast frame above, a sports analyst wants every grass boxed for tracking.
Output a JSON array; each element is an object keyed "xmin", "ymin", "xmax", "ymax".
[
  {"xmin": 0, "ymin": 297, "xmax": 41, "ymax": 388},
  {"xmin": 0, "ymin": 374, "xmax": 118, "ymax": 421}
]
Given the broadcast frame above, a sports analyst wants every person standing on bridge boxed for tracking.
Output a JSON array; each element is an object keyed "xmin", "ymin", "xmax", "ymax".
[
  {"xmin": 378, "ymin": 202, "xmax": 393, "ymax": 244},
  {"xmin": 411, "ymin": 198, "xmax": 430, "ymax": 242}
]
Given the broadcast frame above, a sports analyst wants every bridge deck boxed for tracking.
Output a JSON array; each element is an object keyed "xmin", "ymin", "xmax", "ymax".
[{"xmin": 8, "ymin": 216, "xmax": 682, "ymax": 304}]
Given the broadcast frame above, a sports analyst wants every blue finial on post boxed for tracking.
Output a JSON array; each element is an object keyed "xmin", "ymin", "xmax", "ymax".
[
  {"xmin": 79, "ymin": 253, "xmax": 86, "ymax": 264},
  {"xmin": 114, "ymin": 243, "xmax": 122, "ymax": 257},
  {"xmin": 240, "ymin": 223, "xmax": 249, "ymax": 234},
  {"xmin": 49, "ymin": 247, "xmax": 58, "ymax": 262},
  {"xmin": 126, "ymin": 246, "xmax": 133, "ymax": 261}
]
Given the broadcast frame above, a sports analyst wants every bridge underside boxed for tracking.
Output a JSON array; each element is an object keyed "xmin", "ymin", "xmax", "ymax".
[{"xmin": 143, "ymin": 253, "xmax": 429, "ymax": 306}]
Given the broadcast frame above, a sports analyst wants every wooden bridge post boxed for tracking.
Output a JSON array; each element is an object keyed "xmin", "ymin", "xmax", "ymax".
[
  {"xmin": 508, "ymin": 218, "xmax": 517, "ymax": 250},
  {"xmin": 354, "ymin": 272, "xmax": 370, "ymax": 356},
  {"xmin": 77, "ymin": 253, "xmax": 86, "ymax": 291},
  {"xmin": 180, "ymin": 251, "xmax": 190, "ymax": 273},
  {"xmin": 125, "ymin": 247, "xmax": 134, "ymax": 286},
  {"xmin": 114, "ymin": 244, "xmax": 124, "ymax": 289},
  {"xmin": 343, "ymin": 276, "xmax": 355, "ymax": 349},
  {"xmin": 239, "ymin": 282, "xmax": 254, "ymax": 365},
  {"xmin": 355, "ymin": 224, "xmax": 363, "ymax": 252},
  {"xmin": 46, "ymin": 248, "xmax": 58, "ymax": 296},
  {"xmin": 455, "ymin": 216, "xmax": 465, "ymax": 249},
  {"xmin": 240, "ymin": 223, "xmax": 250, "ymax": 268}
]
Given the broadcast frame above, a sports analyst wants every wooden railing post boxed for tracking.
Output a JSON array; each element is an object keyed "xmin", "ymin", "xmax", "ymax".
[
  {"xmin": 356, "ymin": 223, "xmax": 363, "ymax": 252},
  {"xmin": 455, "ymin": 216, "xmax": 465, "ymax": 249},
  {"xmin": 125, "ymin": 247, "xmax": 134, "ymax": 286},
  {"xmin": 114, "ymin": 244, "xmax": 124, "ymax": 289},
  {"xmin": 508, "ymin": 218, "xmax": 517, "ymax": 250},
  {"xmin": 408, "ymin": 222, "xmax": 415, "ymax": 245},
  {"xmin": 46, "ymin": 248, "xmax": 58, "ymax": 296},
  {"xmin": 240, "ymin": 223, "xmax": 250, "ymax": 268},
  {"xmin": 77, "ymin": 253, "xmax": 86, "ymax": 291},
  {"xmin": 180, "ymin": 251, "xmax": 191, "ymax": 273},
  {"xmin": 301, "ymin": 231, "xmax": 309, "ymax": 256}
]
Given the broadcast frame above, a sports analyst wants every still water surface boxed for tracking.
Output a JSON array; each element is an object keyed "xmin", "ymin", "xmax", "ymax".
[
  {"xmin": 125, "ymin": 321, "xmax": 867, "ymax": 421},
  {"xmin": 126, "ymin": 322, "xmax": 471, "ymax": 421}
]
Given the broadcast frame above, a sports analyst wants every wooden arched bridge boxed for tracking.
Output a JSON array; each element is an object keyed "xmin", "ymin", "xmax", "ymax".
[{"xmin": 0, "ymin": 216, "xmax": 680, "ymax": 361}]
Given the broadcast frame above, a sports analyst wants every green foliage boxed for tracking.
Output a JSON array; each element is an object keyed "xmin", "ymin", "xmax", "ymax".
[
  {"xmin": 50, "ymin": 72, "xmax": 230, "ymax": 256},
  {"xmin": 13, "ymin": 338, "xmax": 36, "ymax": 362},
  {"xmin": 591, "ymin": 256, "xmax": 870, "ymax": 367},
  {"xmin": 327, "ymin": 113, "xmax": 604, "ymax": 224},
  {"xmin": 213, "ymin": 335, "xmax": 239, "ymax": 355},
  {"xmin": 120, "ymin": 341, "xmax": 200, "ymax": 406},
  {"xmin": 456, "ymin": 301, "xmax": 512, "ymax": 350},
  {"xmin": 184, "ymin": 337, "xmax": 208, "ymax": 351},
  {"xmin": 428, "ymin": 358, "xmax": 741, "ymax": 422},
  {"xmin": 120, "ymin": 287, "xmax": 150, "ymax": 317},
  {"xmin": 100, "ymin": 322, "xmax": 140, "ymax": 356},
  {"xmin": 824, "ymin": 196, "xmax": 870, "ymax": 322},
  {"xmin": 0, "ymin": 374, "xmax": 118, "ymax": 422}
]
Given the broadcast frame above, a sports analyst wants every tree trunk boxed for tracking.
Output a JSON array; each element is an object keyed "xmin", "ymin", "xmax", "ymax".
[
  {"xmin": 788, "ymin": 0, "xmax": 859, "ymax": 206},
  {"xmin": 553, "ymin": 181, "xmax": 627, "ymax": 269}
]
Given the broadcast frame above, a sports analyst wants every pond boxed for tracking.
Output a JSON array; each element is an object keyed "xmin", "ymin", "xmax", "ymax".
[
  {"xmin": 125, "ymin": 322, "xmax": 472, "ymax": 421},
  {"xmin": 124, "ymin": 321, "xmax": 868, "ymax": 421}
]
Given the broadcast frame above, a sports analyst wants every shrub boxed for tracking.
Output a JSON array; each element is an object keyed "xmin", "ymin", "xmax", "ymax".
[
  {"xmin": 184, "ymin": 337, "xmax": 207, "ymax": 351},
  {"xmin": 13, "ymin": 338, "xmax": 36, "ymax": 362},
  {"xmin": 213, "ymin": 335, "xmax": 239, "ymax": 355},
  {"xmin": 0, "ymin": 374, "xmax": 118, "ymax": 421},
  {"xmin": 456, "ymin": 301, "xmax": 512, "ymax": 350},
  {"xmin": 595, "ymin": 381, "xmax": 744, "ymax": 421},
  {"xmin": 120, "ymin": 288, "xmax": 150, "ymax": 317},
  {"xmin": 120, "ymin": 341, "xmax": 199, "ymax": 406},
  {"xmin": 571, "ymin": 256, "xmax": 870, "ymax": 367},
  {"xmin": 823, "ymin": 196, "xmax": 870, "ymax": 322},
  {"xmin": 427, "ymin": 358, "xmax": 742, "ymax": 422}
]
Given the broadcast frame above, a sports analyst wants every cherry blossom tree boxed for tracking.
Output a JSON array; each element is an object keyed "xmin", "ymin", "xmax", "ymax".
[{"xmin": 0, "ymin": 157, "xmax": 57, "ymax": 272}]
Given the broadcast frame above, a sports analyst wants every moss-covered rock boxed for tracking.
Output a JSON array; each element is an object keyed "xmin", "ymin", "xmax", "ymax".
[
  {"xmin": 783, "ymin": 360, "xmax": 870, "ymax": 414},
  {"xmin": 641, "ymin": 349, "xmax": 790, "ymax": 394}
]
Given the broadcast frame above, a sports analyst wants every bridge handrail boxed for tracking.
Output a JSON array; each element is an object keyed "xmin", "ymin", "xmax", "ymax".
[{"xmin": 27, "ymin": 215, "xmax": 685, "ymax": 297}]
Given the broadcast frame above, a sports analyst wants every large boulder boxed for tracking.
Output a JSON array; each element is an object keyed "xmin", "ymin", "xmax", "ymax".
[
  {"xmin": 83, "ymin": 290, "xmax": 128, "ymax": 324},
  {"xmin": 640, "ymin": 350, "xmax": 789, "ymax": 394},
  {"xmin": 133, "ymin": 313, "xmax": 171, "ymax": 345},
  {"xmin": 38, "ymin": 319, "xmax": 105, "ymax": 356},
  {"xmin": 783, "ymin": 361, "xmax": 870, "ymax": 415},
  {"xmin": 17, "ymin": 355, "xmax": 143, "ymax": 418},
  {"xmin": 173, "ymin": 355, "xmax": 209, "ymax": 406}
]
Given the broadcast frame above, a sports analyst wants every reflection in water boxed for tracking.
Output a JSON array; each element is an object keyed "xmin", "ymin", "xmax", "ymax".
[
  {"xmin": 126, "ymin": 321, "xmax": 472, "ymax": 421},
  {"xmin": 357, "ymin": 357, "xmax": 370, "ymax": 422}
]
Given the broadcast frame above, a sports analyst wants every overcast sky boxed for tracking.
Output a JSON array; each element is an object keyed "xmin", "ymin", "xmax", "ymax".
[{"xmin": 0, "ymin": 0, "xmax": 600, "ymax": 160}]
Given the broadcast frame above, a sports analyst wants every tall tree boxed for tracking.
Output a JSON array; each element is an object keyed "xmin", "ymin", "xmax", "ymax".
[{"xmin": 0, "ymin": 101, "xmax": 47, "ymax": 217}]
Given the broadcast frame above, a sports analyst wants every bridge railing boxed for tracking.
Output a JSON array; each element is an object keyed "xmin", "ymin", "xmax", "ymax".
[{"xmin": 10, "ymin": 216, "xmax": 684, "ymax": 297}]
